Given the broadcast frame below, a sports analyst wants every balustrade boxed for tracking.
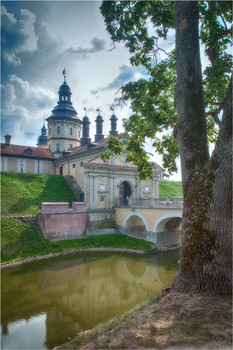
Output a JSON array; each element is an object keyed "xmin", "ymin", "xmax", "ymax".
[{"xmin": 115, "ymin": 197, "xmax": 183, "ymax": 208}]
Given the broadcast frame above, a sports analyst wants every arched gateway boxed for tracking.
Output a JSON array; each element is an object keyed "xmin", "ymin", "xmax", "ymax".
[{"xmin": 119, "ymin": 181, "xmax": 132, "ymax": 205}]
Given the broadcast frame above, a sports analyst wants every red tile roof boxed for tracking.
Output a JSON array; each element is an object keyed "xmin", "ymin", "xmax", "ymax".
[
  {"xmin": 1, "ymin": 144, "xmax": 54, "ymax": 159},
  {"xmin": 62, "ymin": 133, "xmax": 163, "ymax": 171}
]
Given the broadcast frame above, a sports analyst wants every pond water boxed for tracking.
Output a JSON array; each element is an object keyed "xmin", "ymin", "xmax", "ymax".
[{"xmin": 1, "ymin": 251, "xmax": 180, "ymax": 349}]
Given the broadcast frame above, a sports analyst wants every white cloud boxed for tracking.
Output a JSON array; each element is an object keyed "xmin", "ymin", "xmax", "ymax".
[
  {"xmin": 1, "ymin": 75, "xmax": 56, "ymax": 145},
  {"xmin": 20, "ymin": 9, "xmax": 38, "ymax": 52}
]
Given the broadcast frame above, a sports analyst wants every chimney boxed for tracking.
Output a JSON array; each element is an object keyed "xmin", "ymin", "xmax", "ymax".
[{"xmin": 4, "ymin": 133, "xmax": 11, "ymax": 145}]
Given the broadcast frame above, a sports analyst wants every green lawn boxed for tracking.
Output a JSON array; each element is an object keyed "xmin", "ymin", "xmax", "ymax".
[
  {"xmin": 159, "ymin": 180, "xmax": 183, "ymax": 198},
  {"xmin": 1, "ymin": 172, "xmax": 77, "ymax": 215},
  {"xmin": 1, "ymin": 218, "xmax": 154, "ymax": 263}
]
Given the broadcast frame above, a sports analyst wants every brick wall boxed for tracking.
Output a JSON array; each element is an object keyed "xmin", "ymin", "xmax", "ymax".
[{"xmin": 38, "ymin": 202, "xmax": 88, "ymax": 241}]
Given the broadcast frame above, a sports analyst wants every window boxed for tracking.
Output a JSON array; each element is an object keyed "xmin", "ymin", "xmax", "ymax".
[
  {"xmin": 69, "ymin": 128, "xmax": 72, "ymax": 135},
  {"xmin": 69, "ymin": 144, "xmax": 72, "ymax": 149},
  {"xmin": 24, "ymin": 148, "xmax": 33, "ymax": 155},
  {"xmin": 57, "ymin": 143, "xmax": 60, "ymax": 151},
  {"xmin": 78, "ymin": 130, "xmax": 80, "ymax": 137},
  {"xmin": 57, "ymin": 127, "xmax": 61, "ymax": 134},
  {"xmin": 49, "ymin": 128, "xmax": 51, "ymax": 135},
  {"xmin": 72, "ymin": 164, "xmax": 75, "ymax": 168}
]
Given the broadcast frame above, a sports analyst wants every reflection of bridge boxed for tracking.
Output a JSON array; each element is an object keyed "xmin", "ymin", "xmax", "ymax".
[{"xmin": 115, "ymin": 197, "xmax": 183, "ymax": 245}]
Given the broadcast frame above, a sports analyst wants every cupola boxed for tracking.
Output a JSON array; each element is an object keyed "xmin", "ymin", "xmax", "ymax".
[
  {"xmin": 37, "ymin": 123, "xmax": 48, "ymax": 148},
  {"xmin": 48, "ymin": 71, "xmax": 78, "ymax": 119}
]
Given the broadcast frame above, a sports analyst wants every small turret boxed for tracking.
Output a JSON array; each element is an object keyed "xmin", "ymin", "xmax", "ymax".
[
  {"xmin": 95, "ymin": 111, "xmax": 104, "ymax": 142},
  {"xmin": 81, "ymin": 114, "xmax": 91, "ymax": 147},
  {"xmin": 110, "ymin": 113, "xmax": 118, "ymax": 136}
]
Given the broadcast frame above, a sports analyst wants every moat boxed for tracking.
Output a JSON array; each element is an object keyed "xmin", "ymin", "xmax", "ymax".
[{"xmin": 1, "ymin": 251, "xmax": 180, "ymax": 349}]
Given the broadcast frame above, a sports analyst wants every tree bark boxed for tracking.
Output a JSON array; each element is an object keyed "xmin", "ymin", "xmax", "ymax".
[{"xmin": 173, "ymin": 1, "xmax": 232, "ymax": 294}]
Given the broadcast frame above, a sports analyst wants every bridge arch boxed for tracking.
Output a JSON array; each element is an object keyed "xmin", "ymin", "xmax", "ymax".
[
  {"xmin": 153, "ymin": 212, "xmax": 182, "ymax": 232},
  {"xmin": 153, "ymin": 212, "xmax": 182, "ymax": 245},
  {"xmin": 123, "ymin": 212, "xmax": 148, "ymax": 240}
]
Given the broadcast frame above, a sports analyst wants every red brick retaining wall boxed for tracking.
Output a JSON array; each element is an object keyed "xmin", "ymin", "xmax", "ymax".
[{"xmin": 38, "ymin": 202, "xmax": 88, "ymax": 241}]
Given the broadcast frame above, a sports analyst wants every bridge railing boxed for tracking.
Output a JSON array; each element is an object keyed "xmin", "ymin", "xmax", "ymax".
[{"xmin": 115, "ymin": 197, "xmax": 183, "ymax": 208}]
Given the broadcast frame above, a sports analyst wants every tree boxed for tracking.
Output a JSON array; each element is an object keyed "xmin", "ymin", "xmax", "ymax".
[{"xmin": 100, "ymin": 1, "xmax": 232, "ymax": 294}]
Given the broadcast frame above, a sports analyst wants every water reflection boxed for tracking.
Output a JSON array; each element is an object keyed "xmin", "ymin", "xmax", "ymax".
[{"xmin": 1, "ymin": 251, "xmax": 179, "ymax": 349}]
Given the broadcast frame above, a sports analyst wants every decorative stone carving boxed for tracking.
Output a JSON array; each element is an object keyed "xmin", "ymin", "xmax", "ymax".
[
  {"xmin": 143, "ymin": 179, "xmax": 152, "ymax": 192},
  {"xmin": 98, "ymin": 176, "xmax": 109, "ymax": 191}
]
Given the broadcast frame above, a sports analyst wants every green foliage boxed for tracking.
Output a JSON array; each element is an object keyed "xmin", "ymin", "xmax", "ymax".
[
  {"xmin": 100, "ymin": 1, "xmax": 232, "ymax": 179},
  {"xmin": 1, "ymin": 172, "xmax": 77, "ymax": 215},
  {"xmin": 1, "ymin": 218, "xmax": 154, "ymax": 263},
  {"xmin": 101, "ymin": 135, "xmax": 154, "ymax": 180},
  {"xmin": 159, "ymin": 181, "xmax": 183, "ymax": 198}
]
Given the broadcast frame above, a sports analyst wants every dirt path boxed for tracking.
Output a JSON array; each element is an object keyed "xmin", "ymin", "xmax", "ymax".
[{"xmin": 58, "ymin": 291, "xmax": 232, "ymax": 350}]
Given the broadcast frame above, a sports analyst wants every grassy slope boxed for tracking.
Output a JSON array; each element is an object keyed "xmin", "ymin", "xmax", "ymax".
[
  {"xmin": 1, "ymin": 218, "xmax": 153, "ymax": 263},
  {"xmin": 1, "ymin": 172, "xmax": 77, "ymax": 215},
  {"xmin": 159, "ymin": 180, "xmax": 183, "ymax": 198}
]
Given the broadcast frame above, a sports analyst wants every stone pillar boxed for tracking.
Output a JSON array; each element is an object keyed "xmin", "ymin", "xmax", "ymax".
[
  {"xmin": 155, "ymin": 175, "xmax": 159, "ymax": 197},
  {"xmin": 140, "ymin": 180, "xmax": 143, "ymax": 197},
  {"xmin": 110, "ymin": 174, "xmax": 117, "ymax": 207},
  {"xmin": 93, "ymin": 175, "xmax": 97, "ymax": 208},
  {"xmin": 89, "ymin": 173, "xmax": 97, "ymax": 209},
  {"xmin": 152, "ymin": 175, "xmax": 156, "ymax": 197},
  {"xmin": 136, "ymin": 178, "xmax": 140, "ymax": 198}
]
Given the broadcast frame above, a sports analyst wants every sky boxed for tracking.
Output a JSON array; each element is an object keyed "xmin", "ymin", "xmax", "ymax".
[{"xmin": 1, "ymin": 0, "xmax": 182, "ymax": 180}]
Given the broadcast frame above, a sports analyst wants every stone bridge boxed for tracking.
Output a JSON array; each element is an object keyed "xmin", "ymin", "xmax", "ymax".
[{"xmin": 115, "ymin": 197, "xmax": 183, "ymax": 246}]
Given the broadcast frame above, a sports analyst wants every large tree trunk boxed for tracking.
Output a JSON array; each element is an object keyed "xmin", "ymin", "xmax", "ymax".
[{"xmin": 173, "ymin": 1, "xmax": 232, "ymax": 294}]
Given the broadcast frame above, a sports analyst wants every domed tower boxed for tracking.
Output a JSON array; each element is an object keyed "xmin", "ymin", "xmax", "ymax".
[
  {"xmin": 95, "ymin": 111, "xmax": 104, "ymax": 142},
  {"xmin": 37, "ymin": 123, "xmax": 48, "ymax": 148},
  {"xmin": 46, "ymin": 71, "xmax": 82, "ymax": 156}
]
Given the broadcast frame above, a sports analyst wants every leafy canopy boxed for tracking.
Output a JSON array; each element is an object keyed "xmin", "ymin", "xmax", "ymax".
[{"xmin": 100, "ymin": 0, "xmax": 232, "ymax": 180}]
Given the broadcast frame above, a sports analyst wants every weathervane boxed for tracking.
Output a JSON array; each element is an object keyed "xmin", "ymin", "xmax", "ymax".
[
  {"xmin": 96, "ymin": 107, "xmax": 101, "ymax": 114},
  {"xmin": 62, "ymin": 68, "xmax": 66, "ymax": 83},
  {"xmin": 84, "ymin": 107, "xmax": 87, "ymax": 116},
  {"xmin": 110, "ymin": 105, "xmax": 114, "ymax": 112}
]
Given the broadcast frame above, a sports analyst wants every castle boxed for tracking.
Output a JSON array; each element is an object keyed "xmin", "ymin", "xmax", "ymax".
[{"xmin": 1, "ymin": 74, "xmax": 164, "ymax": 210}]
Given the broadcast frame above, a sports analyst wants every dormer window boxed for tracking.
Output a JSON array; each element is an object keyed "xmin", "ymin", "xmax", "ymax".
[{"xmin": 24, "ymin": 148, "xmax": 33, "ymax": 155}]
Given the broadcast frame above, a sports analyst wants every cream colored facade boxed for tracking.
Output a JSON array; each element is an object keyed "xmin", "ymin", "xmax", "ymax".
[
  {"xmin": 1, "ymin": 155, "xmax": 54, "ymax": 174},
  {"xmin": 54, "ymin": 138, "xmax": 162, "ymax": 209},
  {"xmin": 47, "ymin": 117, "xmax": 81, "ymax": 155}
]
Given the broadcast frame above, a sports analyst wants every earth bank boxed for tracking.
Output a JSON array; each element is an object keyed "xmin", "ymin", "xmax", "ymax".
[{"xmin": 55, "ymin": 291, "xmax": 232, "ymax": 350}]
